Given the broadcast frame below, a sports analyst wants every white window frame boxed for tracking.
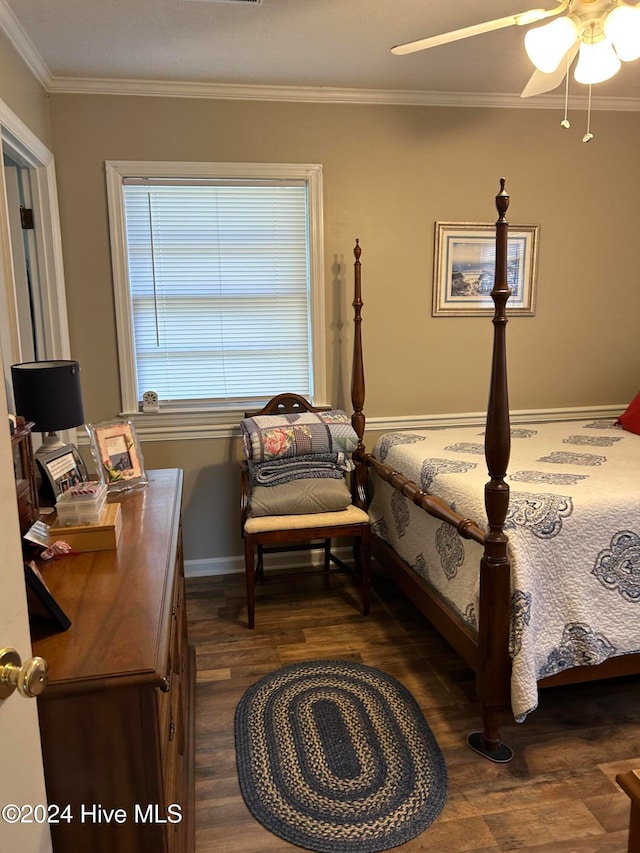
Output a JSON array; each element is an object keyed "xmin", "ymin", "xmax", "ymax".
[{"xmin": 105, "ymin": 161, "xmax": 327, "ymax": 439}]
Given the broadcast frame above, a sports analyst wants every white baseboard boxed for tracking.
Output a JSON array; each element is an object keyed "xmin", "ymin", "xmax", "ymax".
[
  {"xmin": 184, "ymin": 545, "xmax": 354, "ymax": 578},
  {"xmin": 185, "ymin": 556, "xmax": 243, "ymax": 577}
]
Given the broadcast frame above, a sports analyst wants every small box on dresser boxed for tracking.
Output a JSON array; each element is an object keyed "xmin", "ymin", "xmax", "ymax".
[{"xmin": 47, "ymin": 501, "xmax": 122, "ymax": 552}]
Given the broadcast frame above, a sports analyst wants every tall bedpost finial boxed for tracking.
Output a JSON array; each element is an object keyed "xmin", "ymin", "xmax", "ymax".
[{"xmin": 495, "ymin": 177, "xmax": 509, "ymax": 221}]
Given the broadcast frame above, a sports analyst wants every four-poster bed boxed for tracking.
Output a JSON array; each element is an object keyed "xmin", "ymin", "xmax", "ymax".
[{"xmin": 348, "ymin": 179, "xmax": 640, "ymax": 762}]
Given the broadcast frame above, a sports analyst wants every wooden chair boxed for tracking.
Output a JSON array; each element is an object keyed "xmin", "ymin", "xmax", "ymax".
[
  {"xmin": 240, "ymin": 393, "xmax": 370, "ymax": 629},
  {"xmin": 617, "ymin": 769, "xmax": 640, "ymax": 853}
]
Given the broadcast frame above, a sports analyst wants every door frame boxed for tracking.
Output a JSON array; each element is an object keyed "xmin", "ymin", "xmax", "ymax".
[{"xmin": 0, "ymin": 97, "xmax": 71, "ymax": 396}]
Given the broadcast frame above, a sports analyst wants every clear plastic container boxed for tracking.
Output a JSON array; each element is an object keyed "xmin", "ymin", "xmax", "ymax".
[{"xmin": 55, "ymin": 484, "xmax": 108, "ymax": 526}]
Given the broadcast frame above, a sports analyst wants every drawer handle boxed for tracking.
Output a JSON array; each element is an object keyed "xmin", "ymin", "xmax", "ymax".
[
  {"xmin": 161, "ymin": 677, "xmax": 171, "ymax": 693},
  {"xmin": 169, "ymin": 719, "xmax": 176, "ymax": 741}
]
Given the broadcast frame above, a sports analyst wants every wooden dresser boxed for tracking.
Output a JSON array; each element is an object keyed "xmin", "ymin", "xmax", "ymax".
[{"xmin": 31, "ymin": 468, "xmax": 195, "ymax": 853}]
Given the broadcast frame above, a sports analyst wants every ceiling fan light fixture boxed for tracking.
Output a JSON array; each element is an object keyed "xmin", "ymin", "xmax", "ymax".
[
  {"xmin": 574, "ymin": 34, "xmax": 621, "ymax": 83},
  {"xmin": 604, "ymin": 4, "xmax": 640, "ymax": 61},
  {"xmin": 524, "ymin": 16, "xmax": 578, "ymax": 73}
]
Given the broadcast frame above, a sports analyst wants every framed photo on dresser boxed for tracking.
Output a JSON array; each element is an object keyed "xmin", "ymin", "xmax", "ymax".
[
  {"xmin": 36, "ymin": 443, "xmax": 88, "ymax": 504},
  {"xmin": 24, "ymin": 561, "xmax": 71, "ymax": 632},
  {"xmin": 86, "ymin": 418, "xmax": 148, "ymax": 491}
]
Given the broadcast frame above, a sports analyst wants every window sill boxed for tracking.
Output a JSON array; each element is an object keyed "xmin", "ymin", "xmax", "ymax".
[
  {"xmin": 73, "ymin": 410, "xmax": 243, "ymax": 444},
  {"xmin": 129, "ymin": 410, "xmax": 249, "ymax": 441}
]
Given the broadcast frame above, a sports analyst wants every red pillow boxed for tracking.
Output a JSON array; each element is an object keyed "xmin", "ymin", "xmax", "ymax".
[{"xmin": 616, "ymin": 391, "xmax": 640, "ymax": 435}]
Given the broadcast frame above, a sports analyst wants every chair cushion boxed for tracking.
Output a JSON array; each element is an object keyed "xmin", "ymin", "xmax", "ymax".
[
  {"xmin": 248, "ymin": 478, "xmax": 352, "ymax": 518},
  {"xmin": 244, "ymin": 504, "xmax": 369, "ymax": 535}
]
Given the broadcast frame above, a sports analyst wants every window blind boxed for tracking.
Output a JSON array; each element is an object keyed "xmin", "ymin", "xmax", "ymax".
[{"xmin": 122, "ymin": 181, "xmax": 312, "ymax": 406}]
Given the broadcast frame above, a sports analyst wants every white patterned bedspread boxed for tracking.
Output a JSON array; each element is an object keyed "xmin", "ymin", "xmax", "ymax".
[{"xmin": 368, "ymin": 418, "xmax": 640, "ymax": 721}]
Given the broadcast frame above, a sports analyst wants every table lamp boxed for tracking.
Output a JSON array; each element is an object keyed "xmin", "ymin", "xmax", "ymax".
[{"xmin": 11, "ymin": 360, "xmax": 85, "ymax": 457}]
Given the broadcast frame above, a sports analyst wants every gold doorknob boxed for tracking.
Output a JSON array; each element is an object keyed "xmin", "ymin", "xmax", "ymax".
[{"xmin": 0, "ymin": 648, "xmax": 49, "ymax": 700}]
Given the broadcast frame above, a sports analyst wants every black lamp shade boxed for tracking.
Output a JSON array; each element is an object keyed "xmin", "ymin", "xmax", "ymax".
[{"xmin": 11, "ymin": 360, "xmax": 85, "ymax": 433}]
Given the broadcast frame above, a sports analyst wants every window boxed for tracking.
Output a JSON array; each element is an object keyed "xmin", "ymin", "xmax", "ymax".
[{"xmin": 105, "ymin": 162, "xmax": 326, "ymax": 427}]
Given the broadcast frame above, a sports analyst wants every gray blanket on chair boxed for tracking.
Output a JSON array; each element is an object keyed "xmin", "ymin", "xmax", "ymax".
[{"xmin": 247, "ymin": 453, "xmax": 355, "ymax": 486}]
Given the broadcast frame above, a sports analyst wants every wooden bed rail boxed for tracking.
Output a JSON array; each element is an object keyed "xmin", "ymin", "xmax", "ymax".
[{"xmin": 360, "ymin": 451, "xmax": 485, "ymax": 545}]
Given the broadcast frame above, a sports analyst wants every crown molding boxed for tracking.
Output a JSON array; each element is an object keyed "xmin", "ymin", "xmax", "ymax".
[
  {"xmin": 45, "ymin": 75, "xmax": 640, "ymax": 111},
  {"xmin": 1, "ymin": 0, "xmax": 639, "ymax": 112},
  {"xmin": 0, "ymin": 0, "xmax": 51, "ymax": 88}
]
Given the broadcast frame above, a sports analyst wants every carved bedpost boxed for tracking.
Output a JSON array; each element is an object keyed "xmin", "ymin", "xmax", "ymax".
[
  {"xmin": 351, "ymin": 240, "xmax": 367, "ymax": 509},
  {"xmin": 468, "ymin": 178, "xmax": 514, "ymax": 763},
  {"xmin": 486, "ymin": 179, "xmax": 512, "ymax": 492}
]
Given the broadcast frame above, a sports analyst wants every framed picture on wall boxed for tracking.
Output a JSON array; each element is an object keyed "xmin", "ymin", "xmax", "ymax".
[
  {"xmin": 86, "ymin": 419, "xmax": 148, "ymax": 491},
  {"xmin": 432, "ymin": 222, "xmax": 539, "ymax": 317}
]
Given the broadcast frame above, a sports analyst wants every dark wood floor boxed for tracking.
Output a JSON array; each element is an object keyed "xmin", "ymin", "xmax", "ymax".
[{"xmin": 185, "ymin": 564, "xmax": 639, "ymax": 853}]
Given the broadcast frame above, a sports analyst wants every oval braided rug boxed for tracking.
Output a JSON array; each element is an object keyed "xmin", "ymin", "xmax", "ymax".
[{"xmin": 234, "ymin": 659, "xmax": 448, "ymax": 852}]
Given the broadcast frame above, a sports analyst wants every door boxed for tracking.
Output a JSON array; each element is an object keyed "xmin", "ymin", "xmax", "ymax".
[
  {"xmin": 0, "ymin": 360, "xmax": 52, "ymax": 852},
  {"xmin": 0, "ymin": 95, "xmax": 72, "ymax": 852},
  {"xmin": 0, "ymin": 135, "xmax": 51, "ymax": 853}
]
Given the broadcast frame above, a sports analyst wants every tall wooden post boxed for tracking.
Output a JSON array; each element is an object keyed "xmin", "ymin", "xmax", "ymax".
[
  {"xmin": 468, "ymin": 179, "xmax": 514, "ymax": 763},
  {"xmin": 351, "ymin": 240, "xmax": 367, "ymax": 508}
]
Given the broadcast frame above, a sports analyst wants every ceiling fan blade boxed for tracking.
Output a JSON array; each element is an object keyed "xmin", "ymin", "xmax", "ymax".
[
  {"xmin": 520, "ymin": 41, "xmax": 579, "ymax": 97},
  {"xmin": 391, "ymin": 6, "xmax": 564, "ymax": 56}
]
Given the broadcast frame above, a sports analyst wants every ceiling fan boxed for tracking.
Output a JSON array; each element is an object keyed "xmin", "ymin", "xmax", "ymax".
[{"xmin": 391, "ymin": 0, "xmax": 640, "ymax": 99}]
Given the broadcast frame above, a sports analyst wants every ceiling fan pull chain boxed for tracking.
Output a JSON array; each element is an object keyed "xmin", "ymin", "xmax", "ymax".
[
  {"xmin": 560, "ymin": 52, "xmax": 571, "ymax": 129},
  {"xmin": 583, "ymin": 84, "xmax": 594, "ymax": 142}
]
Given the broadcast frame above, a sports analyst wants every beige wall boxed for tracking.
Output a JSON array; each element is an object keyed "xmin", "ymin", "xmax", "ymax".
[
  {"xmin": 48, "ymin": 93, "xmax": 640, "ymax": 565},
  {"xmin": 0, "ymin": 32, "xmax": 50, "ymax": 145}
]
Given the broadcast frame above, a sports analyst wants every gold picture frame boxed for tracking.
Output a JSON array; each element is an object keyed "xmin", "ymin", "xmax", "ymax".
[
  {"xmin": 86, "ymin": 418, "xmax": 148, "ymax": 491},
  {"xmin": 433, "ymin": 221, "xmax": 539, "ymax": 317}
]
